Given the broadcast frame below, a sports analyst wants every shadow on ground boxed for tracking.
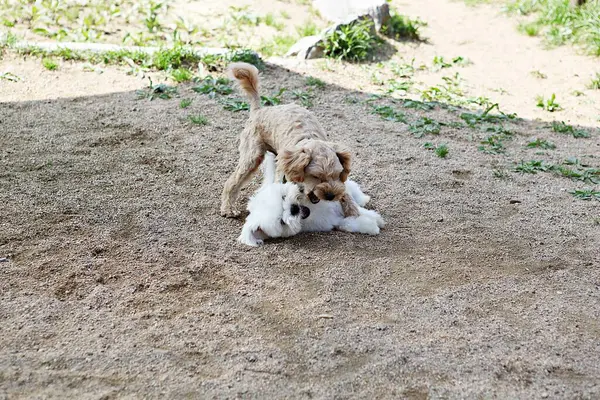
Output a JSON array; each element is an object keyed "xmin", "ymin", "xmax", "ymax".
[{"xmin": 1, "ymin": 62, "xmax": 599, "ymax": 399}]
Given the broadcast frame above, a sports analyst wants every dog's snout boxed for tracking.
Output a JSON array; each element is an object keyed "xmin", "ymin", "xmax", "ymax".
[
  {"xmin": 290, "ymin": 204, "xmax": 300, "ymax": 216},
  {"xmin": 300, "ymin": 205, "xmax": 310, "ymax": 219},
  {"xmin": 325, "ymin": 192, "xmax": 335, "ymax": 201}
]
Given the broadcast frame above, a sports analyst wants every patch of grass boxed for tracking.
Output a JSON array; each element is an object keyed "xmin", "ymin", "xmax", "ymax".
[
  {"xmin": 42, "ymin": 57, "xmax": 58, "ymax": 70},
  {"xmin": 188, "ymin": 114, "xmax": 209, "ymax": 125},
  {"xmin": 370, "ymin": 105, "xmax": 406, "ymax": 122},
  {"xmin": 514, "ymin": 160, "xmax": 553, "ymax": 174},
  {"xmin": 518, "ymin": 21, "xmax": 541, "ymax": 36},
  {"xmin": 432, "ymin": 56, "xmax": 452, "ymax": 70},
  {"xmin": 382, "ymin": 12, "xmax": 425, "ymax": 41},
  {"xmin": 460, "ymin": 103, "xmax": 516, "ymax": 127},
  {"xmin": 170, "ymin": 68, "xmax": 193, "ymax": 83},
  {"xmin": 423, "ymin": 142, "xmax": 435, "ymax": 150},
  {"xmin": 420, "ymin": 73, "xmax": 472, "ymax": 106},
  {"xmin": 569, "ymin": 188, "xmax": 600, "ymax": 201},
  {"xmin": 136, "ymin": 79, "xmax": 178, "ymax": 100},
  {"xmin": 552, "ymin": 161, "xmax": 600, "ymax": 184},
  {"xmin": 0, "ymin": 71, "xmax": 20, "ymax": 81},
  {"xmin": 306, "ymin": 76, "xmax": 325, "ymax": 88},
  {"xmin": 401, "ymin": 99, "xmax": 436, "ymax": 110},
  {"xmin": 280, "ymin": 11, "xmax": 291, "ymax": 19},
  {"xmin": 551, "ymin": 121, "xmax": 590, "ymax": 138},
  {"xmin": 296, "ymin": 20, "xmax": 319, "ymax": 37},
  {"xmin": 259, "ymin": 34, "xmax": 297, "ymax": 57},
  {"xmin": 291, "ymin": 89, "xmax": 314, "ymax": 107},
  {"xmin": 409, "ymin": 117, "xmax": 441, "ymax": 137},
  {"xmin": 220, "ymin": 98, "xmax": 250, "ymax": 112},
  {"xmin": 536, "ymin": 93, "xmax": 562, "ymax": 112},
  {"xmin": 505, "ymin": 0, "xmax": 600, "ymax": 56},
  {"xmin": 435, "ymin": 144, "xmax": 449, "ymax": 158},
  {"xmin": 264, "ymin": 13, "xmax": 285, "ymax": 31},
  {"xmin": 192, "ymin": 76, "xmax": 233, "ymax": 97},
  {"xmin": 588, "ymin": 73, "xmax": 600, "ymax": 90},
  {"xmin": 530, "ymin": 70, "xmax": 548, "ymax": 79},
  {"xmin": 479, "ymin": 135, "xmax": 506, "ymax": 154},
  {"xmin": 322, "ymin": 19, "xmax": 377, "ymax": 62},
  {"xmin": 180, "ymin": 98, "xmax": 192, "ymax": 108},
  {"xmin": 527, "ymin": 138, "xmax": 556, "ymax": 149}
]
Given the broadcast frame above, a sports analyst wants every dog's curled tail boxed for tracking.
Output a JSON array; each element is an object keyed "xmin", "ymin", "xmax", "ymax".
[
  {"xmin": 261, "ymin": 151, "xmax": 276, "ymax": 186},
  {"xmin": 227, "ymin": 62, "xmax": 261, "ymax": 111}
]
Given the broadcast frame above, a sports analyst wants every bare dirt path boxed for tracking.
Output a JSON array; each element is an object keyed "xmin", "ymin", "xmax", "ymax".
[{"xmin": 1, "ymin": 1, "xmax": 600, "ymax": 398}]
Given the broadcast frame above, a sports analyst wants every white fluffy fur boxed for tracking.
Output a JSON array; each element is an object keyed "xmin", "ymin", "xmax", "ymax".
[{"xmin": 238, "ymin": 152, "xmax": 385, "ymax": 246}]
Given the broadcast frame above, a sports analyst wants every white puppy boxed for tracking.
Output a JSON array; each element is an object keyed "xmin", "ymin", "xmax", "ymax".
[{"xmin": 238, "ymin": 152, "xmax": 385, "ymax": 246}]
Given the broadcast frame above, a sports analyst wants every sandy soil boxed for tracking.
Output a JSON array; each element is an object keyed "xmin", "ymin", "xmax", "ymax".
[{"xmin": 1, "ymin": 0, "xmax": 600, "ymax": 398}]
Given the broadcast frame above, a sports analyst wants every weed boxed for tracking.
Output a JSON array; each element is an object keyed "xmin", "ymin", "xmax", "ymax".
[
  {"xmin": 192, "ymin": 76, "xmax": 233, "ymax": 97},
  {"xmin": 423, "ymin": 142, "xmax": 435, "ymax": 149},
  {"xmin": 551, "ymin": 121, "xmax": 590, "ymax": 138},
  {"xmin": 569, "ymin": 188, "xmax": 600, "ymax": 201},
  {"xmin": 220, "ymin": 98, "xmax": 249, "ymax": 112},
  {"xmin": 170, "ymin": 68, "xmax": 193, "ymax": 83},
  {"xmin": 306, "ymin": 76, "xmax": 325, "ymax": 88},
  {"xmin": 323, "ymin": 19, "xmax": 377, "ymax": 61},
  {"xmin": 280, "ymin": 11, "xmax": 291, "ymax": 19},
  {"xmin": 536, "ymin": 93, "xmax": 561, "ymax": 112},
  {"xmin": 435, "ymin": 144, "xmax": 449, "ymax": 158},
  {"xmin": 432, "ymin": 56, "xmax": 452, "ymax": 70},
  {"xmin": 370, "ymin": 105, "xmax": 406, "ymax": 122},
  {"xmin": 518, "ymin": 21, "xmax": 541, "ymax": 36},
  {"xmin": 493, "ymin": 168, "xmax": 510, "ymax": 179},
  {"xmin": 180, "ymin": 98, "xmax": 192, "ymax": 108},
  {"xmin": 461, "ymin": 103, "xmax": 515, "ymax": 127},
  {"xmin": 0, "ymin": 71, "xmax": 20, "ymax": 81},
  {"xmin": 589, "ymin": 73, "xmax": 600, "ymax": 90},
  {"xmin": 296, "ymin": 20, "xmax": 319, "ymax": 37},
  {"xmin": 264, "ymin": 13, "xmax": 285, "ymax": 31},
  {"xmin": 401, "ymin": 99, "xmax": 436, "ymax": 110},
  {"xmin": 259, "ymin": 34, "xmax": 297, "ymax": 57},
  {"xmin": 42, "ymin": 57, "xmax": 58, "ymax": 70},
  {"xmin": 382, "ymin": 12, "xmax": 425, "ymax": 41},
  {"xmin": 291, "ymin": 89, "xmax": 314, "ymax": 107},
  {"xmin": 514, "ymin": 160, "xmax": 553, "ymax": 174},
  {"xmin": 261, "ymin": 88, "xmax": 287, "ymax": 106},
  {"xmin": 136, "ymin": 79, "xmax": 178, "ymax": 100},
  {"xmin": 530, "ymin": 70, "xmax": 548, "ymax": 79},
  {"xmin": 420, "ymin": 73, "xmax": 468, "ymax": 106},
  {"xmin": 410, "ymin": 117, "xmax": 441, "ymax": 137},
  {"xmin": 527, "ymin": 138, "xmax": 556, "ymax": 149},
  {"xmin": 479, "ymin": 135, "xmax": 506, "ymax": 154},
  {"xmin": 189, "ymin": 114, "xmax": 208, "ymax": 125}
]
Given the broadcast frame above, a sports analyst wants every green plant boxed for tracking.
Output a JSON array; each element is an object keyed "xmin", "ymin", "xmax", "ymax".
[
  {"xmin": 291, "ymin": 89, "xmax": 314, "ymax": 107},
  {"xmin": 435, "ymin": 144, "xmax": 449, "ymax": 158},
  {"xmin": 551, "ymin": 121, "xmax": 590, "ymax": 138},
  {"xmin": 382, "ymin": 12, "xmax": 425, "ymax": 41},
  {"xmin": 0, "ymin": 71, "xmax": 20, "ymax": 81},
  {"xmin": 258, "ymin": 34, "xmax": 297, "ymax": 57},
  {"xmin": 423, "ymin": 142, "xmax": 435, "ymax": 149},
  {"xmin": 514, "ymin": 160, "xmax": 553, "ymax": 174},
  {"xmin": 401, "ymin": 99, "xmax": 435, "ymax": 110},
  {"xmin": 180, "ymin": 98, "xmax": 192, "ymax": 108},
  {"xmin": 264, "ymin": 13, "xmax": 285, "ymax": 31},
  {"xmin": 42, "ymin": 57, "xmax": 58, "ymax": 70},
  {"xmin": 306, "ymin": 76, "xmax": 325, "ymax": 88},
  {"xmin": 409, "ymin": 117, "xmax": 441, "ymax": 137},
  {"xmin": 518, "ymin": 21, "xmax": 541, "ymax": 36},
  {"xmin": 569, "ymin": 188, "xmax": 600, "ymax": 201},
  {"xmin": 192, "ymin": 76, "xmax": 233, "ymax": 97},
  {"xmin": 322, "ymin": 19, "xmax": 376, "ymax": 61},
  {"xmin": 527, "ymin": 138, "xmax": 556, "ymax": 149},
  {"xmin": 370, "ymin": 105, "xmax": 406, "ymax": 122},
  {"xmin": 261, "ymin": 88, "xmax": 287, "ymax": 106},
  {"xmin": 220, "ymin": 98, "xmax": 249, "ymax": 112},
  {"xmin": 189, "ymin": 114, "xmax": 208, "ymax": 125},
  {"xmin": 136, "ymin": 79, "xmax": 178, "ymax": 100},
  {"xmin": 530, "ymin": 70, "xmax": 548, "ymax": 79},
  {"xmin": 460, "ymin": 103, "xmax": 516, "ymax": 127},
  {"xmin": 479, "ymin": 135, "xmax": 506, "ymax": 154},
  {"xmin": 296, "ymin": 20, "xmax": 319, "ymax": 37},
  {"xmin": 589, "ymin": 73, "xmax": 600, "ymax": 90},
  {"xmin": 536, "ymin": 93, "xmax": 562, "ymax": 112},
  {"xmin": 170, "ymin": 68, "xmax": 193, "ymax": 83}
]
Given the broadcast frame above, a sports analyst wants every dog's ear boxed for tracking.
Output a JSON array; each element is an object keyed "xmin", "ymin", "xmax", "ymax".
[
  {"xmin": 278, "ymin": 148, "xmax": 311, "ymax": 182},
  {"xmin": 335, "ymin": 149, "xmax": 351, "ymax": 182}
]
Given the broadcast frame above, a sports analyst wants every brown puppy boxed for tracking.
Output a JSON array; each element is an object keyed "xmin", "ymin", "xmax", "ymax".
[{"xmin": 220, "ymin": 62, "xmax": 360, "ymax": 218}]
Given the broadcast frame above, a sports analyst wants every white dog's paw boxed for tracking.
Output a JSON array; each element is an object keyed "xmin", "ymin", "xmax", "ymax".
[
  {"xmin": 238, "ymin": 226, "xmax": 264, "ymax": 247},
  {"xmin": 345, "ymin": 180, "xmax": 371, "ymax": 207},
  {"xmin": 337, "ymin": 216, "xmax": 380, "ymax": 235}
]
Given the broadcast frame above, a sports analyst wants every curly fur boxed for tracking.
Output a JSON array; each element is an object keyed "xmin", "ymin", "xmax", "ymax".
[{"xmin": 220, "ymin": 62, "xmax": 360, "ymax": 218}]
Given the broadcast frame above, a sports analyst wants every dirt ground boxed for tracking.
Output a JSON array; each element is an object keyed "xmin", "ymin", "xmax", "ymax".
[{"xmin": 2, "ymin": 0, "xmax": 600, "ymax": 399}]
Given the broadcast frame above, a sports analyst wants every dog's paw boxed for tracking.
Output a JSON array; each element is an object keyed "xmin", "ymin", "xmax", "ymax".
[
  {"xmin": 221, "ymin": 208, "xmax": 241, "ymax": 218},
  {"xmin": 357, "ymin": 194, "xmax": 371, "ymax": 207}
]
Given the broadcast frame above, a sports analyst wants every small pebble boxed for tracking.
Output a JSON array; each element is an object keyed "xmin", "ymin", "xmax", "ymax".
[{"xmin": 0, "ymin": 257, "xmax": 8, "ymax": 263}]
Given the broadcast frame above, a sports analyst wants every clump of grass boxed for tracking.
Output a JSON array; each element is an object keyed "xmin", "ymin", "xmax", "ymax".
[
  {"xmin": 220, "ymin": 98, "xmax": 250, "ymax": 112},
  {"xmin": 136, "ymin": 79, "xmax": 178, "ymax": 100},
  {"xmin": 306, "ymin": 76, "xmax": 325, "ymax": 88},
  {"xmin": 292, "ymin": 89, "xmax": 315, "ymax": 107},
  {"xmin": 536, "ymin": 93, "xmax": 562, "ymax": 112},
  {"xmin": 170, "ymin": 68, "xmax": 193, "ymax": 83},
  {"xmin": 479, "ymin": 135, "xmax": 506, "ymax": 154},
  {"xmin": 435, "ymin": 144, "xmax": 449, "ymax": 158},
  {"xmin": 180, "ymin": 98, "xmax": 192, "ymax": 108},
  {"xmin": 261, "ymin": 88, "xmax": 287, "ymax": 106},
  {"xmin": 518, "ymin": 21, "xmax": 541, "ymax": 36},
  {"xmin": 401, "ymin": 99, "xmax": 436, "ymax": 110},
  {"xmin": 322, "ymin": 19, "xmax": 377, "ymax": 62},
  {"xmin": 382, "ymin": 12, "xmax": 425, "ymax": 41},
  {"xmin": 569, "ymin": 188, "xmax": 600, "ymax": 201},
  {"xmin": 551, "ymin": 121, "xmax": 590, "ymax": 138},
  {"xmin": 296, "ymin": 20, "xmax": 319, "ymax": 37},
  {"xmin": 258, "ymin": 34, "xmax": 297, "ymax": 57},
  {"xmin": 409, "ymin": 117, "xmax": 441, "ymax": 137},
  {"xmin": 42, "ymin": 57, "xmax": 58, "ymax": 70},
  {"xmin": 530, "ymin": 70, "xmax": 548, "ymax": 79},
  {"xmin": 588, "ymin": 73, "xmax": 600, "ymax": 90},
  {"xmin": 514, "ymin": 160, "xmax": 553, "ymax": 174},
  {"xmin": 527, "ymin": 138, "xmax": 556, "ymax": 149},
  {"xmin": 461, "ymin": 103, "xmax": 516, "ymax": 127},
  {"xmin": 189, "ymin": 114, "xmax": 208, "ymax": 125},
  {"xmin": 264, "ymin": 13, "xmax": 285, "ymax": 31},
  {"xmin": 370, "ymin": 105, "xmax": 406, "ymax": 122}
]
